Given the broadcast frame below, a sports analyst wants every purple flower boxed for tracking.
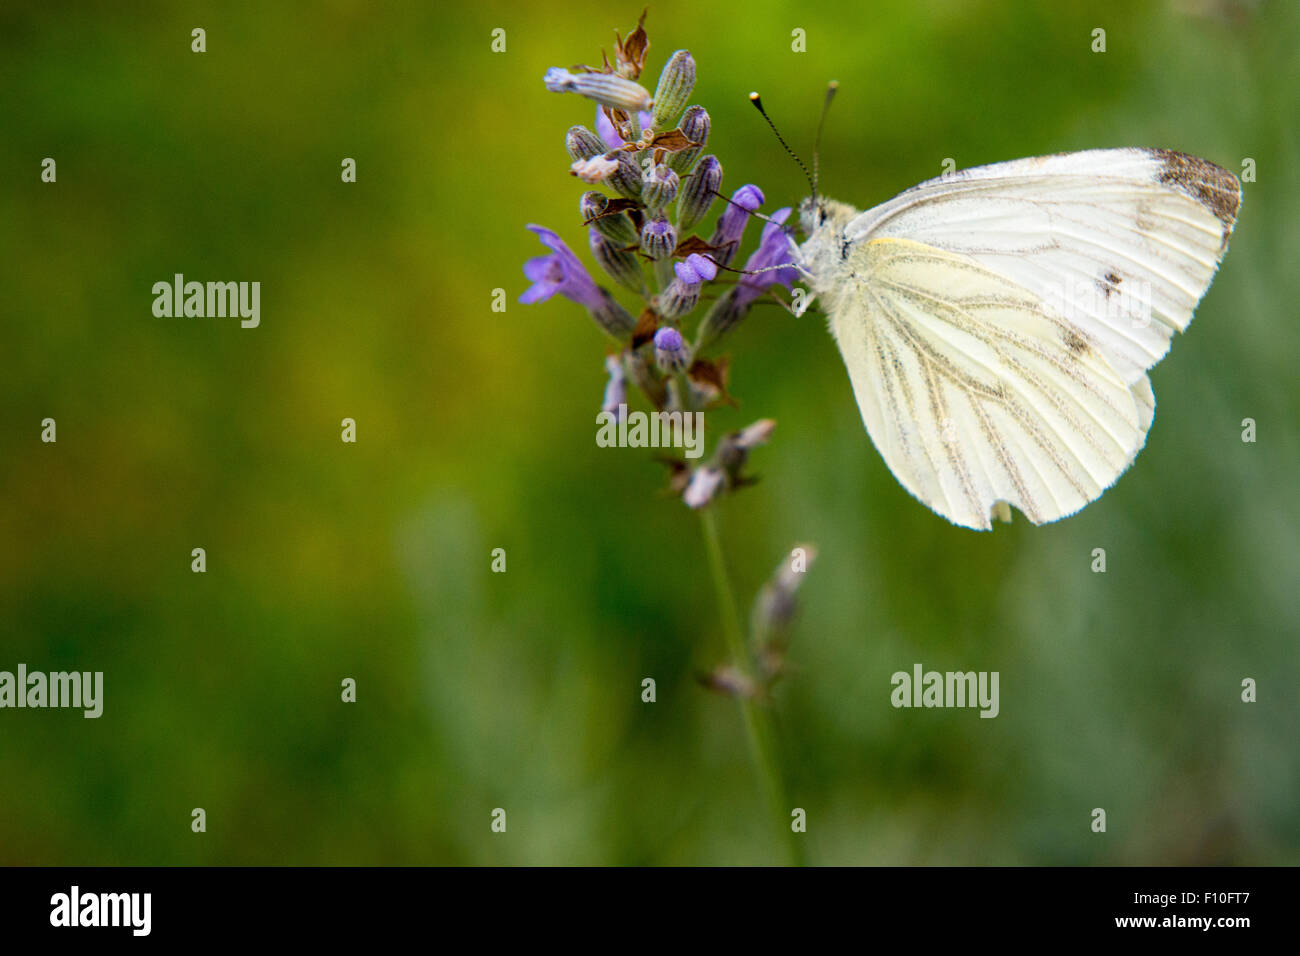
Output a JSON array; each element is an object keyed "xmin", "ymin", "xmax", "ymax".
[
  {"xmin": 521, "ymin": 225, "xmax": 604, "ymax": 308},
  {"xmin": 675, "ymin": 253, "xmax": 718, "ymax": 284},
  {"xmin": 695, "ymin": 209, "xmax": 796, "ymax": 350},
  {"xmin": 521, "ymin": 225, "xmax": 637, "ymax": 339},
  {"xmin": 709, "ymin": 184, "xmax": 764, "ymax": 266},
  {"xmin": 596, "ymin": 107, "xmax": 654, "ymax": 149},
  {"xmin": 735, "ymin": 207, "xmax": 798, "ymax": 309}
]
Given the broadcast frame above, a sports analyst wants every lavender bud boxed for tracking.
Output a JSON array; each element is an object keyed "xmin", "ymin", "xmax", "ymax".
[
  {"xmin": 715, "ymin": 418, "xmax": 776, "ymax": 476},
  {"xmin": 640, "ymin": 216, "xmax": 677, "ymax": 260},
  {"xmin": 544, "ymin": 68, "xmax": 652, "ymax": 112},
  {"xmin": 565, "ymin": 125, "xmax": 607, "ymax": 162},
  {"xmin": 581, "ymin": 191, "xmax": 639, "ymax": 245},
  {"xmin": 733, "ymin": 419, "xmax": 777, "ymax": 450},
  {"xmin": 659, "ymin": 280, "xmax": 700, "ymax": 320},
  {"xmin": 651, "ymin": 50, "xmax": 696, "ymax": 129},
  {"xmin": 667, "ymin": 106, "xmax": 710, "ymax": 174},
  {"xmin": 683, "ymin": 466, "xmax": 725, "ymax": 509},
  {"xmin": 601, "ymin": 354, "xmax": 627, "ymax": 419},
  {"xmin": 653, "ymin": 326, "xmax": 690, "ymax": 373},
  {"xmin": 570, "ymin": 155, "xmax": 620, "ymax": 184},
  {"xmin": 659, "ymin": 254, "xmax": 717, "ymax": 319},
  {"xmin": 752, "ymin": 544, "xmax": 817, "ymax": 647},
  {"xmin": 676, "ymin": 155, "xmax": 722, "ymax": 232},
  {"xmin": 641, "ymin": 163, "xmax": 679, "ymax": 209},
  {"xmin": 607, "ymin": 152, "xmax": 644, "ymax": 202},
  {"xmin": 589, "ymin": 230, "xmax": 644, "ymax": 294}
]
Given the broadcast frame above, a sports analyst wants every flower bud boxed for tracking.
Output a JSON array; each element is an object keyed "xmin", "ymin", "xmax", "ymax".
[
  {"xmin": 581, "ymin": 192, "xmax": 639, "ymax": 245},
  {"xmin": 641, "ymin": 163, "xmax": 679, "ymax": 209},
  {"xmin": 640, "ymin": 216, "xmax": 677, "ymax": 260},
  {"xmin": 545, "ymin": 68, "xmax": 652, "ymax": 112},
  {"xmin": 667, "ymin": 106, "xmax": 710, "ymax": 174},
  {"xmin": 607, "ymin": 152, "xmax": 644, "ymax": 201},
  {"xmin": 683, "ymin": 466, "xmax": 725, "ymax": 509},
  {"xmin": 653, "ymin": 326, "xmax": 690, "ymax": 373},
  {"xmin": 752, "ymin": 544, "xmax": 816, "ymax": 638},
  {"xmin": 601, "ymin": 354, "xmax": 627, "ymax": 419},
  {"xmin": 570, "ymin": 154, "xmax": 620, "ymax": 184},
  {"xmin": 659, "ymin": 280, "xmax": 700, "ymax": 320},
  {"xmin": 659, "ymin": 254, "xmax": 717, "ymax": 319},
  {"xmin": 676, "ymin": 155, "xmax": 722, "ymax": 232},
  {"xmin": 714, "ymin": 418, "xmax": 776, "ymax": 476},
  {"xmin": 751, "ymin": 543, "xmax": 817, "ymax": 679},
  {"xmin": 589, "ymin": 229, "xmax": 645, "ymax": 294},
  {"xmin": 651, "ymin": 51, "xmax": 696, "ymax": 129},
  {"xmin": 565, "ymin": 125, "xmax": 607, "ymax": 162}
]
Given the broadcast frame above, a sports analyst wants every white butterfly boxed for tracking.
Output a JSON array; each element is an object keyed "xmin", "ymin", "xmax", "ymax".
[{"xmin": 792, "ymin": 148, "xmax": 1242, "ymax": 530}]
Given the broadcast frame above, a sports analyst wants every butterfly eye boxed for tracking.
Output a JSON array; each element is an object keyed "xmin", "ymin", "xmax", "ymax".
[{"xmin": 818, "ymin": 207, "xmax": 828, "ymax": 225}]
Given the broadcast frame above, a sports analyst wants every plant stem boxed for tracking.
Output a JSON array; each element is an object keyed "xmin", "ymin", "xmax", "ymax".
[{"xmin": 699, "ymin": 507, "xmax": 803, "ymax": 865}]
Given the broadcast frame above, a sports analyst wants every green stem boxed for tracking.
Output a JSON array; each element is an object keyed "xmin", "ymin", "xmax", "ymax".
[{"xmin": 699, "ymin": 507, "xmax": 803, "ymax": 865}]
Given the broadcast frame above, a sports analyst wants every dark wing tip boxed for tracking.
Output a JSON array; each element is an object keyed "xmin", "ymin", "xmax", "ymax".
[{"xmin": 1147, "ymin": 148, "xmax": 1242, "ymax": 231}]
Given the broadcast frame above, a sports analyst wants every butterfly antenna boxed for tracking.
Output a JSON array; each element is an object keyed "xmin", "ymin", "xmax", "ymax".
[
  {"xmin": 749, "ymin": 92, "xmax": 814, "ymax": 198},
  {"xmin": 812, "ymin": 81, "xmax": 838, "ymax": 200}
]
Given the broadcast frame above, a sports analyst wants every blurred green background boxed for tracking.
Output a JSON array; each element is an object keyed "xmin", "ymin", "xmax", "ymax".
[{"xmin": 1, "ymin": 0, "xmax": 1296, "ymax": 865}]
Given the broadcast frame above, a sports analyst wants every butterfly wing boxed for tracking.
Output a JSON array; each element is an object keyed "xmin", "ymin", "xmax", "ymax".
[
  {"xmin": 825, "ymin": 149, "xmax": 1240, "ymax": 529},
  {"xmin": 849, "ymin": 148, "xmax": 1241, "ymax": 385}
]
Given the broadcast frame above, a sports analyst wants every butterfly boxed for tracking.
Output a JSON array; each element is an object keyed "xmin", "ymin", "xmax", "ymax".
[{"xmin": 791, "ymin": 147, "xmax": 1241, "ymax": 530}]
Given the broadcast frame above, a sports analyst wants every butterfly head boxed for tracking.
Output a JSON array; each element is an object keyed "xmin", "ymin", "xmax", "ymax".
[{"xmin": 798, "ymin": 196, "xmax": 857, "ymax": 238}]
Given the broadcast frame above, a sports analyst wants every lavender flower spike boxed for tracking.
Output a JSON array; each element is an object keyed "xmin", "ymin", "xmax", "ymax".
[
  {"xmin": 709, "ymin": 184, "xmax": 764, "ymax": 267},
  {"xmin": 521, "ymin": 225, "xmax": 636, "ymax": 339},
  {"xmin": 544, "ymin": 68, "xmax": 652, "ymax": 112}
]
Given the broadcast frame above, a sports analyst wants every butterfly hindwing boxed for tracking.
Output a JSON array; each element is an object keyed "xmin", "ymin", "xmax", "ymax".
[{"xmin": 830, "ymin": 237, "xmax": 1145, "ymax": 529}]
